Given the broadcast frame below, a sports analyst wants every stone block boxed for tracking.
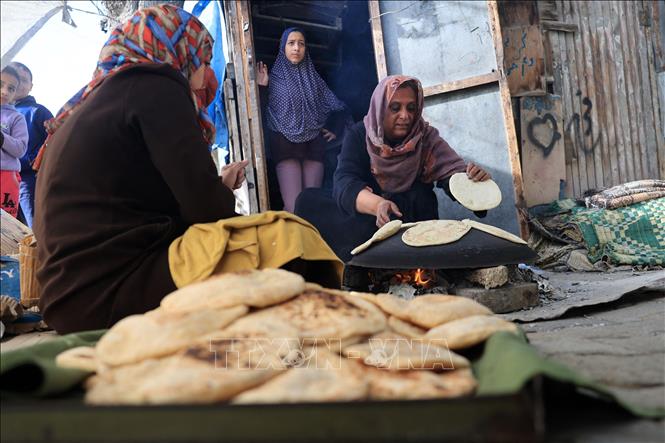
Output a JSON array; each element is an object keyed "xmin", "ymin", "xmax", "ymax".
[
  {"xmin": 465, "ymin": 265, "xmax": 509, "ymax": 289},
  {"xmin": 453, "ymin": 282, "xmax": 539, "ymax": 314}
]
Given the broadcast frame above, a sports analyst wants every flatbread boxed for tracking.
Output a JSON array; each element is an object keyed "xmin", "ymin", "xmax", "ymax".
[
  {"xmin": 160, "ymin": 269, "xmax": 305, "ymax": 313},
  {"xmin": 232, "ymin": 346, "xmax": 368, "ymax": 404},
  {"xmin": 351, "ymin": 219, "xmax": 403, "ymax": 255},
  {"xmin": 401, "ymin": 220, "xmax": 471, "ymax": 247},
  {"xmin": 343, "ymin": 331, "xmax": 470, "ymax": 371},
  {"xmin": 424, "ymin": 315, "xmax": 519, "ymax": 349},
  {"xmin": 224, "ymin": 288, "xmax": 387, "ymax": 343},
  {"xmin": 387, "ymin": 316, "xmax": 427, "ymax": 339},
  {"xmin": 87, "ymin": 336, "xmax": 285, "ymax": 405},
  {"xmin": 55, "ymin": 346, "xmax": 98, "ymax": 373},
  {"xmin": 364, "ymin": 367, "xmax": 477, "ymax": 400},
  {"xmin": 449, "ymin": 172, "xmax": 502, "ymax": 211},
  {"xmin": 96, "ymin": 305, "xmax": 248, "ymax": 366},
  {"xmin": 374, "ymin": 293, "xmax": 492, "ymax": 329},
  {"xmin": 462, "ymin": 219, "xmax": 527, "ymax": 244}
]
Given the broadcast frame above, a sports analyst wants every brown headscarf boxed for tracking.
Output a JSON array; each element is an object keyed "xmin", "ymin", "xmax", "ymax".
[{"xmin": 363, "ymin": 75, "xmax": 467, "ymax": 193}]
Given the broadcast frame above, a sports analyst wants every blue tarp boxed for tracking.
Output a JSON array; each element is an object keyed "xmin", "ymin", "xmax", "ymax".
[{"xmin": 191, "ymin": 0, "xmax": 229, "ymax": 163}]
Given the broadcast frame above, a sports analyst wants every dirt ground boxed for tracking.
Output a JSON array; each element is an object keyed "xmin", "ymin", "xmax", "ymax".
[{"xmin": 517, "ymin": 269, "xmax": 664, "ymax": 442}]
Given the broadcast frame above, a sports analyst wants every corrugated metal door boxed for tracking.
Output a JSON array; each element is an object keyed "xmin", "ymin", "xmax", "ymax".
[{"xmin": 548, "ymin": 0, "xmax": 665, "ymax": 196}]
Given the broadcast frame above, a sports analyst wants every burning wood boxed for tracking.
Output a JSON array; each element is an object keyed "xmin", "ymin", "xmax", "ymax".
[{"xmin": 391, "ymin": 269, "xmax": 436, "ymax": 289}]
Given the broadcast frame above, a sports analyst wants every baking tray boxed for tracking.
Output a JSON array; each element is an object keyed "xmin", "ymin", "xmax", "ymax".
[{"xmin": 1, "ymin": 381, "xmax": 543, "ymax": 443}]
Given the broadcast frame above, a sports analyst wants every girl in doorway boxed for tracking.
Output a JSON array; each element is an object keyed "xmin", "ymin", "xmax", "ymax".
[{"xmin": 257, "ymin": 27, "xmax": 348, "ymax": 212}]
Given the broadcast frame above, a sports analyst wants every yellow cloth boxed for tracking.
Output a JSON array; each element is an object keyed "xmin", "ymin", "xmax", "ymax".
[{"xmin": 168, "ymin": 211, "xmax": 343, "ymax": 288}]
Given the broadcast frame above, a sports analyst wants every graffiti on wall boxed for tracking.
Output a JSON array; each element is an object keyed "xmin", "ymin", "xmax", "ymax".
[
  {"xmin": 564, "ymin": 90, "xmax": 602, "ymax": 155},
  {"xmin": 522, "ymin": 96, "xmax": 561, "ymax": 158},
  {"xmin": 523, "ymin": 90, "xmax": 602, "ymax": 157},
  {"xmin": 503, "ymin": 25, "xmax": 545, "ymax": 96}
]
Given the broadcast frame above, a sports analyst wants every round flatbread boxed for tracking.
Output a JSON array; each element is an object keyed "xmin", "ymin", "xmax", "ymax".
[
  {"xmin": 87, "ymin": 336, "xmax": 285, "ymax": 405},
  {"xmin": 351, "ymin": 219, "xmax": 402, "ymax": 255},
  {"xmin": 160, "ymin": 269, "xmax": 305, "ymax": 313},
  {"xmin": 363, "ymin": 367, "xmax": 477, "ymax": 400},
  {"xmin": 462, "ymin": 219, "xmax": 527, "ymax": 244},
  {"xmin": 387, "ymin": 316, "xmax": 426, "ymax": 339},
  {"xmin": 424, "ymin": 315, "xmax": 519, "ymax": 349},
  {"xmin": 232, "ymin": 346, "xmax": 368, "ymax": 404},
  {"xmin": 343, "ymin": 331, "xmax": 470, "ymax": 371},
  {"xmin": 56, "ymin": 346, "xmax": 98, "ymax": 373},
  {"xmin": 225, "ymin": 287, "xmax": 387, "ymax": 343},
  {"xmin": 374, "ymin": 293, "xmax": 492, "ymax": 329},
  {"xmin": 96, "ymin": 305, "xmax": 249, "ymax": 367},
  {"xmin": 449, "ymin": 172, "xmax": 502, "ymax": 211},
  {"xmin": 401, "ymin": 220, "xmax": 471, "ymax": 247}
]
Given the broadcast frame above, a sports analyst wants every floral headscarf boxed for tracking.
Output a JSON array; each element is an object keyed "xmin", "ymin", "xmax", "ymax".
[{"xmin": 34, "ymin": 4, "xmax": 215, "ymax": 170}]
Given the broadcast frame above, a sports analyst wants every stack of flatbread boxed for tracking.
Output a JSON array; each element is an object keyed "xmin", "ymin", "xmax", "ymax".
[{"xmin": 56, "ymin": 268, "xmax": 519, "ymax": 405}]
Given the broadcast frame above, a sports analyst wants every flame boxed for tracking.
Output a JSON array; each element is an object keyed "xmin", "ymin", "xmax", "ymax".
[
  {"xmin": 392, "ymin": 269, "xmax": 434, "ymax": 288},
  {"xmin": 413, "ymin": 268, "xmax": 432, "ymax": 286}
]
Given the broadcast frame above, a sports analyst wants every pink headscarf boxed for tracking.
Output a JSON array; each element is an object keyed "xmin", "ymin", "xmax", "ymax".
[{"xmin": 363, "ymin": 75, "xmax": 466, "ymax": 193}]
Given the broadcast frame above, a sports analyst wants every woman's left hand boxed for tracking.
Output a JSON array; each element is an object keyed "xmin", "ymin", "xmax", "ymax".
[
  {"xmin": 321, "ymin": 128, "xmax": 337, "ymax": 143},
  {"xmin": 257, "ymin": 62, "xmax": 269, "ymax": 87},
  {"xmin": 466, "ymin": 162, "xmax": 491, "ymax": 182}
]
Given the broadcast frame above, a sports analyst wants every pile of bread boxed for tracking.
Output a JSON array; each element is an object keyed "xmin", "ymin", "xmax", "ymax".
[{"xmin": 55, "ymin": 269, "xmax": 519, "ymax": 405}]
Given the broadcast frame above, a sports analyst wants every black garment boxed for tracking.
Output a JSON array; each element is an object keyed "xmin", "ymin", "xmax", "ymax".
[
  {"xmin": 35, "ymin": 64, "xmax": 237, "ymax": 334},
  {"xmin": 267, "ymin": 129, "xmax": 326, "ymax": 163},
  {"xmin": 295, "ymin": 122, "xmax": 485, "ymax": 262},
  {"xmin": 258, "ymin": 85, "xmax": 350, "ymax": 163},
  {"xmin": 296, "ymin": 122, "xmax": 438, "ymax": 261},
  {"xmin": 296, "ymin": 184, "xmax": 438, "ymax": 263}
]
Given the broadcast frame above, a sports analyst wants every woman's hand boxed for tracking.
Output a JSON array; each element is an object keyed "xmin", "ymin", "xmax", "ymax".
[
  {"xmin": 321, "ymin": 128, "xmax": 337, "ymax": 143},
  {"xmin": 466, "ymin": 162, "xmax": 491, "ymax": 182},
  {"xmin": 375, "ymin": 199, "xmax": 402, "ymax": 228},
  {"xmin": 257, "ymin": 62, "xmax": 269, "ymax": 87},
  {"xmin": 221, "ymin": 160, "xmax": 249, "ymax": 190}
]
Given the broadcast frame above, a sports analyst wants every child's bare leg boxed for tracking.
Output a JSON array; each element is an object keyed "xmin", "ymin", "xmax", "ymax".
[{"xmin": 275, "ymin": 159, "xmax": 303, "ymax": 213}]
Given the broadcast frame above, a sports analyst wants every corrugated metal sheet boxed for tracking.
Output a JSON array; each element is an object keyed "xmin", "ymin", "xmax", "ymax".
[{"xmin": 548, "ymin": 0, "xmax": 665, "ymax": 197}]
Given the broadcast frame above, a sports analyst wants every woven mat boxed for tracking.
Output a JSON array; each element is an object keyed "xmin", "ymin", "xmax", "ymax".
[{"xmin": 549, "ymin": 197, "xmax": 665, "ymax": 266}]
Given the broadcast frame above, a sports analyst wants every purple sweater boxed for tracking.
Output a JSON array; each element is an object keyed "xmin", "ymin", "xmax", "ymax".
[{"xmin": 1, "ymin": 104, "xmax": 29, "ymax": 171}]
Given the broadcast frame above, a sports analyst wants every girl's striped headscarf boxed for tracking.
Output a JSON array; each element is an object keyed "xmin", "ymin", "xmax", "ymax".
[{"xmin": 34, "ymin": 4, "xmax": 214, "ymax": 170}]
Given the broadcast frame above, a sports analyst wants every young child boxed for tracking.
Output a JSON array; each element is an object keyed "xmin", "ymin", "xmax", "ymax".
[
  {"xmin": 1, "ymin": 66, "xmax": 29, "ymax": 218},
  {"xmin": 9, "ymin": 62, "xmax": 53, "ymax": 227}
]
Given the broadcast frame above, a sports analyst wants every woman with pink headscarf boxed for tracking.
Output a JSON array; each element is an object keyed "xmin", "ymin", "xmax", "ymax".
[{"xmin": 296, "ymin": 75, "xmax": 491, "ymax": 262}]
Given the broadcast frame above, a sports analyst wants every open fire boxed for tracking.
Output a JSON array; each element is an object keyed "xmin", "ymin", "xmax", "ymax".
[{"xmin": 390, "ymin": 268, "xmax": 437, "ymax": 289}]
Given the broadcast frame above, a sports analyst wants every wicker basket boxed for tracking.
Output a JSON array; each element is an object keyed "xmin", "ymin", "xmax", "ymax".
[{"xmin": 19, "ymin": 234, "xmax": 41, "ymax": 308}]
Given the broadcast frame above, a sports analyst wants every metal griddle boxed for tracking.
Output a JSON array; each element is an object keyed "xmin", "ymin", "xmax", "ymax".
[{"xmin": 348, "ymin": 226, "xmax": 538, "ymax": 269}]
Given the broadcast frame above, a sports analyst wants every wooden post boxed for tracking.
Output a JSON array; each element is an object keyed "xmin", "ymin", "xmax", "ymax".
[
  {"xmin": 236, "ymin": 0, "xmax": 270, "ymax": 212},
  {"xmin": 487, "ymin": 0, "xmax": 529, "ymax": 239},
  {"xmin": 368, "ymin": 0, "xmax": 387, "ymax": 80},
  {"xmin": 224, "ymin": 0, "xmax": 259, "ymax": 213}
]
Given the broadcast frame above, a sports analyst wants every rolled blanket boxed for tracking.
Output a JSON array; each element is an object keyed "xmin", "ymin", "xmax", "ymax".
[{"xmin": 585, "ymin": 180, "xmax": 665, "ymax": 209}]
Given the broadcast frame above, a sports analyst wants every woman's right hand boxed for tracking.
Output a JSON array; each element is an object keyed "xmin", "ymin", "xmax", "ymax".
[
  {"xmin": 221, "ymin": 160, "xmax": 249, "ymax": 190},
  {"xmin": 375, "ymin": 199, "xmax": 402, "ymax": 228},
  {"xmin": 257, "ymin": 62, "xmax": 269, "ymax": 87}
]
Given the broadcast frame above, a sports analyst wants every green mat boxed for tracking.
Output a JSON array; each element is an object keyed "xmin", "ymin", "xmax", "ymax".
[
  {"xmin": 1, "ymin": 330, "xmax": 663, "ymax": 418},
  {"xmin": 542, "ymin": 197, "xmax": 665, "ymax": 266}
]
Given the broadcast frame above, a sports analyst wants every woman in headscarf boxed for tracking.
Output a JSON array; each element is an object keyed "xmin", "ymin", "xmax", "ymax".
[
  {"xmin": 257, "ymin": 27, "xmax": 349, "ymax": 212},
  {"xmin": 33, "ymin": 5, "xmax": 341, "ymax": 334},
  {"xmin": 295, "ymin": 75, "xmax": 491, "ymax": 262}
]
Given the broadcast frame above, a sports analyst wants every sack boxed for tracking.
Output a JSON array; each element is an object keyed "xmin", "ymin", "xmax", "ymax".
[{"xmin": 19, "ymin": 235, "xmax": 40, "ymax": 308}]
